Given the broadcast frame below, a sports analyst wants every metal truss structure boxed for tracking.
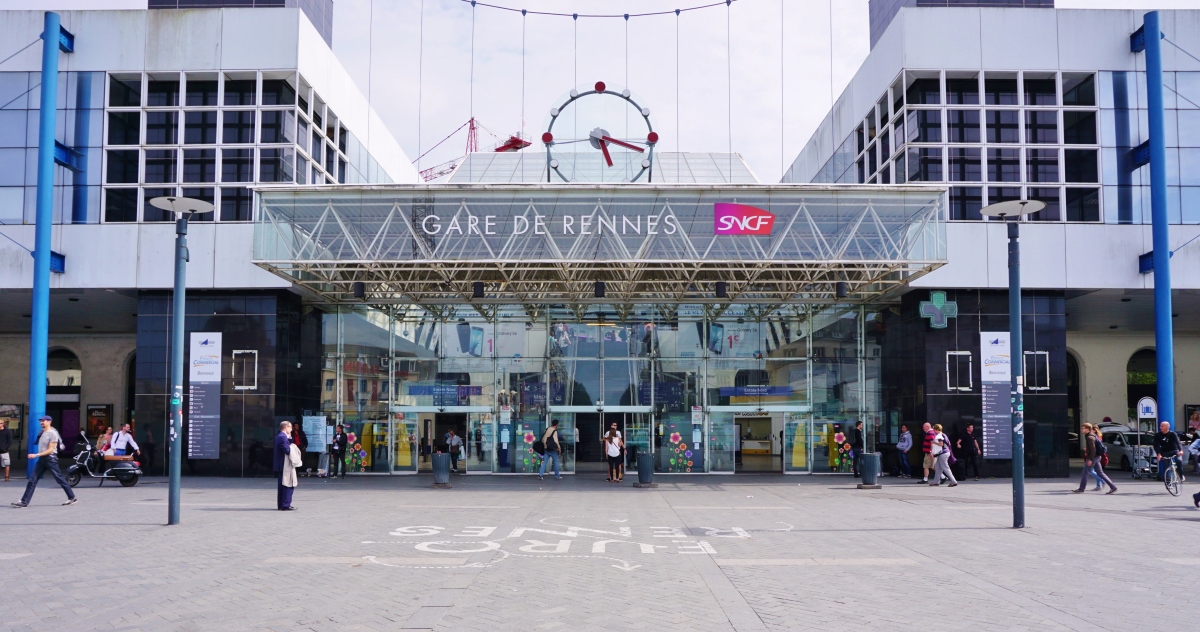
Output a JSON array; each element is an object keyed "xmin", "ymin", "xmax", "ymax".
[{"xmin": 253, "ymin": 184, "xmax": 947, "ymax": 306}]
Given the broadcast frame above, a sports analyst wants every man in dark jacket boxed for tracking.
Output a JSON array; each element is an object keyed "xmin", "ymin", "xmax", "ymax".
[
  {"xmin": 0, "ymin": 419, "xmax": 12, "ymax": 482},
  {"xmin": 851, "ymin": 421, "xmax": 864, "ymax": 477},
  {"xmin": 329, "ymin": 424, "xmax": 348, "ymax": 479},
  {"xmin": 1154, "ymin": 421, "xmax": 1184, "ymax": 482},
  {"xmin": 956, "ymin": 423, "xmax": 981, "ymax": 480},
  {"xmin": 273, "ymin": 421, "xmax": 294, "ymax": 510}
]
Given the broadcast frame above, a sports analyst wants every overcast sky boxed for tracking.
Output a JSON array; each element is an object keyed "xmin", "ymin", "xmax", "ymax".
[{"xmin": 9, "ymin": 0, "xmax": 1198, "ymax": 181}]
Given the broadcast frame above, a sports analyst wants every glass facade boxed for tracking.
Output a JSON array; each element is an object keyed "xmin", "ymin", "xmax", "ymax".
[{"xmin": 317, "ymin": 303, "xmax": 880, "ymax": 474}]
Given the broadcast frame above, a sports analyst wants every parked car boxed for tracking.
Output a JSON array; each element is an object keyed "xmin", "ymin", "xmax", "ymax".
[{"xmin": 1100, "ymin": 431, "xmax": 1156, "ymax": 471}]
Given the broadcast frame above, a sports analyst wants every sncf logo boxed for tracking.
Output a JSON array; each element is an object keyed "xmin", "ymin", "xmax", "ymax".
[{"xmin": 714, "ymin": 203, "xmax": 775, "ymax": 235}]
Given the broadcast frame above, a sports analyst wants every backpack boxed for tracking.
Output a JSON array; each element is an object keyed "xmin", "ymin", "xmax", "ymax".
[
  {"xmin": 532, "ymin": 439, "xmax": 545, "ymax": 456},
  {"xmin": 1094, "ymin": 437, "xmax": 1107, "ymax": 455}
]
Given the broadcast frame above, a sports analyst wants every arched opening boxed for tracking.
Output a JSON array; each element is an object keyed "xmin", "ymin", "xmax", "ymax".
[
  {"xmin": 1067, "ymin": 352, "xmax": 1080, "ymax": 457},
  {"xmin": 46, "ymin": 349, "xmax": 83, "ymax": 451},
  {"xmin": 1127, "ymin": 348, "xmax": 1156, "ymax": 432}
]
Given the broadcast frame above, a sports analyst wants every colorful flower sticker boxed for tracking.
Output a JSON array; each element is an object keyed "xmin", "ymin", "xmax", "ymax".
[
  {"xmin": 685, "ymin": 450, "xmax": 693, "ymax": 458},
  {"xmin": 358, "ymin": 450, "xmax": 367, "ymax": 458},
  {"xmin": 670, "ymin": 432, "xmax": 682, "ymax": 444},
  {"xmin": 834, "ymin": 432, "xmax": 845, "ymax": 443}
]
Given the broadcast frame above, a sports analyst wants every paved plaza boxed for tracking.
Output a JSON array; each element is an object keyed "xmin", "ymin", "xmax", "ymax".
[{"xmin": 0, "ymin": 471, "xmax": 1194, "ymax": 631}]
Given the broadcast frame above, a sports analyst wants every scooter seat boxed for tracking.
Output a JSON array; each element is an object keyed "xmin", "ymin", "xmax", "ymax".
[{"xmin": 103, "ymin": 455, "xmax": 134, "ymax": 461}]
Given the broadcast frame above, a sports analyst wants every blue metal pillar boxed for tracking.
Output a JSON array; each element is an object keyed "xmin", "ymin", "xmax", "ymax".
[
  {"xmin": 1008, "ymin": 221, "xmax": 1025, "ymax": 529},
  {"xmin": 27, "ymin": 12, "xmax": 62, "ymax": 476},
  {"xmin": 1144, "ymin": 12, "xmax": 1175, "ymax": 429},
  {"xmin": 168, "ymin": 216, "xmax": 189, "ymax": 525}
]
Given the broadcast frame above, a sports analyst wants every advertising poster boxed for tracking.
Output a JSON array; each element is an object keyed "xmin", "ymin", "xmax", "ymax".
[
  {"xmin": 86, "ymin": 404, "xmax": 113, "ymax": 438},
  {"xmin": 187, "ymin": 332, "xmax": 222, "ymax": 460},
  {"xmin": 0, "ymin": 404, "xmax": 21, "ymax": 437},
  {"xmin": 980, "ymin": 332, "xmax": 1012, "ymax": 459},
  {"xmin": 1186, "ymin": 405, "xmax": 1200, "ymax": 432}
]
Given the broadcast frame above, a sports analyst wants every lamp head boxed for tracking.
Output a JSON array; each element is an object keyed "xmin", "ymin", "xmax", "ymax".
[
  {"xmin": 149, "ymin": 196, "xmax": 215, "ymax": 219},
  {"xmin": 979, "ymin": 199, "xmax": 1045, "ymax": 220}
]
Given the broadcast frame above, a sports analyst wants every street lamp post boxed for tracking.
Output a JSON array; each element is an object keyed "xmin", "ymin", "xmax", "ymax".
[
  {"xmin": 149, "ymin": 196, "xmax": 214, "ymax": 526},
  {"xmin": 980, "ymin": 199, "xmax": 1044, "ymax": 530}
]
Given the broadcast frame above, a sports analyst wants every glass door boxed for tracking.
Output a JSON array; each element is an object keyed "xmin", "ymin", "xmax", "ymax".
[
  {"xmin": 466, "ymin": 412, "xmax": 494, "ymax": 473},
  {"xmin": 706, "ymin": 411, "xmax": 736, "ymax": 473},
  {"xmin": 783, "ymin": 412, "xmax": 809, "ymax": 473},
  {"xmin": 391, "ymin": 413, "xmax": 418, "ymax": 473},
  {"xmin": 812, "ymin": 418, "xmax": 854, "ymax": 474}
]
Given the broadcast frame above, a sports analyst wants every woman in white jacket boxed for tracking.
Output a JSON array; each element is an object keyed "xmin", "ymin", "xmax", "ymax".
[
  {"xmin": 282, "ymin": 440, "xmax": 303, "ymax": 502},
  {"xmin": 929, "ymin": 424, "xmax": 958, "ymax": 487}
]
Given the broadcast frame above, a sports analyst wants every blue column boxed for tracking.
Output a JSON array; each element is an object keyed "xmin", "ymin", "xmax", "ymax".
[
  {"xmin": 27, "ymin": 12, "xmax": 61, "ymax": 476},
  {"xmin": 1144, "ymin": 12, "xmax": 1175, "ymax": 429}
]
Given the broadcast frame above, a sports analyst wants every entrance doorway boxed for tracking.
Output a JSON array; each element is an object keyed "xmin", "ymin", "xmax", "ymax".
[
  {"xmin": 46, "ymin": 349, "xmax": 83, "ymax": 453},
  {"xmin": 392, "ymin": 407, "xmax": 492, "ymax": 473}
]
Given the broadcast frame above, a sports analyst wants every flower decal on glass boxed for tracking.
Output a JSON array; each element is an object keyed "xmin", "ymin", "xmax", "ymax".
[{"xmin": 670, "ymin": 432, "xmax": 682, "ymax": 444}]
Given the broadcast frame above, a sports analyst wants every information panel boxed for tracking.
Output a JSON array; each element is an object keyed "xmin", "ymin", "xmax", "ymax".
[
  {"xmin": 188, "ymin": 333, "xmax": 222, "ymax": 460},
  {"xmin": 980, "ymin": 332, "xmax": 1012, "ymax": 459}
]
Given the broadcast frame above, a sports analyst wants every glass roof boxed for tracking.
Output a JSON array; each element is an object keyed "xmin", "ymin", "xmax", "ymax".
[{"xmin": 446, "ymin": 152, "xmax": 759, "ymax": 184}]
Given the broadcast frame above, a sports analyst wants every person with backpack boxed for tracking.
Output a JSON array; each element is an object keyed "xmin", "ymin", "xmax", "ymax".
[
  {"xmin": 1074, "ymin": 423, "xmax": 1116, "ymax": 494},
  {"xmin": 538, "ymin": 420, "xmax": 563, "ymax": 481}
]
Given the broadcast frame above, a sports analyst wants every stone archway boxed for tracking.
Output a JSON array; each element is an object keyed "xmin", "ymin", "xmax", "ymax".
[
  {"xmin": 1127, "ymin": 348, "xmax": 1156, "ymax": 431},
  {"xmin": 46, "ymin": 348, "xmax": 83, "ymax": 450}
]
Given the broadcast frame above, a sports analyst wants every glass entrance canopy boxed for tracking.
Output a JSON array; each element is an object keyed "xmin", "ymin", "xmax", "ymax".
[{"xmin": 253, "ymin": 184, "xmax": 947, "ymax": 305}]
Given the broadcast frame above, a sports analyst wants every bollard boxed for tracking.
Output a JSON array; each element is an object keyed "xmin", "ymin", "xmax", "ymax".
[
  {"xmin": 431, "ymin": 453, "xmax": 452, "ymax": 488},
  {"xmin": 633, "ymin": 452, "xmax": 657, "ymax": 488},
  {"xmin": 857, "ymin": 452, "xmax": 882, "ymax": 489}
]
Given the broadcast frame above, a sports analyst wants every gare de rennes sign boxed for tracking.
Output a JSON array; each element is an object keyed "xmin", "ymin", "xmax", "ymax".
[{"xmin": 416, "ymin": 203, "xmax": 776, "ymax": 237}]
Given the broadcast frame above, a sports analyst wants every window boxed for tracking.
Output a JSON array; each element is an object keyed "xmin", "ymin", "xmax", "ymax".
[
  {"xmin": 1026, "ymin": 149, "xmax": 1059, "ymax": 183},
  {"xmin": 220, "ymin": 186, "xmax": 252, "ymax": 221},
  {"xmin": 1023, "ymin": 78, "xmax": 1056, "ymax": 106},
  {"xmin": 186, "ymin": 79, "xmax": 218, "ymax": 106},
  {"xmin": 184, "ymin": 111, "xmax": 217, "ymax": 144},
  {"xmin": 1066, "ymin": 187, "xmax": 1100, "ymax": 221},
  {"xmin": 144, "ymin": 149, "xmax": 177, "ymax": 183},
  {"xmin": 946, "ymin": 78, "xmax": 979, "ymax": 105},
  {"xmin": 183, "ymin": 149, "xmax": 216, "ymax": 183},
  {"xmin": 984, "ymin": 78, "xmax": 1018, "ymax": 105},
  {"xmin": 224, "ymin": 79, "xmax": 256, "ymax": 106},
  {"xmin": 880, "ymin": 129, "xmax": 890, "ymax": 159},
  {"xmin": 109, "ymin": 76, "xmax": 140, "ymax": 107},
  {"xmin": 988, "ymin": 187, "xmax": 1021, "ymax": 207},
  {"xmin": 946, "ymin": 351, "xmax": 973, "ymax": 392},
  {"xmin": 1063, "ymin": 111, "xmax": 1096, "ymax": 145},
  {"xmin": 906, "ymin": 110, "xmax": 941, "ymax": 143},
  {"xmin": 298, "ymin": 117, "xmax": 310, "ymax": 153},
  {"xmin": 104, "ymin": 188, "xmax": 137, "ymax": 222},
  {"xmin": 222, "ymin": 110, "xmax": 255, "ymax": 144},
  {"xmin": 262, "ymin": 79, "xmax": 296, "ymax": 106},
  {"xmin": 893, "ymin": 153, "xmax": 905, "ymax": 184},
  {"xmin": 906, "ymin": 78, "xmax": 940, "ymax": 105},
  {"xmin": 1027, "ymin": 187, "xmax": 1061, "ymax": 222},
  {"xmin": 147, "ymin": 79, "xmax": 179, "ymax": 107},
  {"xmin": 311, "ymin": 130, "xmax": 323, "ymax": 164},
  {"xmin": 867, "ymin": 142, "xmax": 877, "ymax": 175},
  {"xmin": 1025, "ymin": 110, "xmax": 1057, "ymax": 143},
  {"xmin": 260, "ymin": 110, "xmax": 295, "ymax": 144},
  {"xmin": 949, "ymin": 187, "xmax": 982, "ymax": 220},
  {"xmin": 181, "ymin": 187, "xmax": 215, "ymax": 221},
  {"xmin": 106, "ymin": 150, "xmax": 138, "ymax": 184},
  {"xmin": 866, "ymin": 112, "xmax": 877, "ymax": 142},
  {"xmin": 987, "ymin": 148, "xmax": 1020, "ymax": 182},
  {"xmin": 298, "ymin": 91, "xmax": 309, "ymax": 116},
  {"xmin": 854, "ymin": 124, "xmax": 864, "ymax": 154},
  {"xmin": 1064, "ymin": 149, "xmax": 1098, "ymax": 183},
  {"xmin": 948, "ymin": 148, "xmax": 981, "ymax": 182},
  {"xmin": 258, "ymin": 148, "xmax": 295, "ymax": 183},
  {"xmin": 296, "ymin": 156, "xmax": 308, "ymax": 184},
  {"xmin": 1063, "ymin": 73, "xmax": 1096, "ymax": 106},
  {"xmin": 145, "ymin": 111, "xmax": 178, "ymax": 145},
  {"xmin": 107, "ymin": 112, "xmax": 139, "ymax": 145},
  {"xmin": 907, "ymin": 147, "xmax": 942, "ymax": 182},
  {"xmin": 985, "ymin": 110, "xmax": 1019, "ymax": 143},
  {"xmin": 338, "ymin": 158, "xmax": 347, "ymax": 184},
  {"xmin": 221, "ymin": 148, "xmax": 253, "ymax": 182},
  {"xmin": 338, "ymin": 125, "xmax": 348, "ymax": 153},
  {"xmin": 1023, "ymin": 351, "xmax": 1050, "ymax": 391},
  {"xmin": 142, "ymin": 187, "xmax": 176, "ymax": 221},
  {"xmin": 947, "ymin": 110, "xmax": 980, "ymax": 143},
  {"xmin": 325, "ymin": 379, "xmax": 334, "ymax": 391}
]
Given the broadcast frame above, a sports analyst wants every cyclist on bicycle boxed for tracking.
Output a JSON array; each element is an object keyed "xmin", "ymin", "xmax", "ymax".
[{"xmin": 1154, "ymin": 421, "xmax": 1184, "ymax": 482}]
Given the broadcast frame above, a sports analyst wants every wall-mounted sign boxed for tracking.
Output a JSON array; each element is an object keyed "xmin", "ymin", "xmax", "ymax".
[
  {"xmin": 980, "ymin": 332, "xmax": 1011, "ymax": 459},
  {"xmin": 919, "ymin": 291, "xmax": 959, "ymax": 329},
  {"xmin": 1137, "ymin": 397, "xmax": 1158, "ymax": 419},
  {"xmin": 187, "ymin": 333, "xmax": 221, "ymax": 460}
]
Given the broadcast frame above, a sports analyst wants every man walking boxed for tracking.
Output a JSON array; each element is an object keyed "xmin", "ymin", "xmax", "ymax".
[
  {"xmin": 12, "ymin": 416, "xmax": 76, "ymax": 508},
  {"xmin": 957, "ymin": 423, "xmax": 982, "ymax": 481},
  {"xmin": 273, "ymin": 421, "xmax": 294, "ymax": 510},
  {"xmin": 538, "ymin": 419, "xmax": 563, "ymax": 481},
  {"xmin": 111, "ymin": 423, "xmax": 140, "ymax": 457},
  {"xmin": 851, "ymin": 421, "xmax": 864, "ymax": 477},
  {"xmin": 895, "ymin": 424, "xmax": 912, "ymax": 478},
  {"xmin": 447, "ymin": 429, "xmax": 464, "ymax": 473},
  {"xmin": 0, "ymin": 419, "xmax": 12, "ymax": 482},
  {"xmin": 329, "ymin": 424, "xmax": 347, "ymax": 479},
  {"xmin": 919, "ymin": 422, "xmax": 936, "ymax": 484}
]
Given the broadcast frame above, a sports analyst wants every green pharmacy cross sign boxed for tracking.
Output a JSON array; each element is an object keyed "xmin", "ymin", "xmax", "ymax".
[{"xmin": 919, "ymin": 291, "xmax": 958, "ymax": 329}]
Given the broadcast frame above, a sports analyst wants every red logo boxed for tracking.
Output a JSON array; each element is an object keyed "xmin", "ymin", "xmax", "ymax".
[{"xmin": 714, "ymin": 203, "xmax": 775, "ymax": 235}]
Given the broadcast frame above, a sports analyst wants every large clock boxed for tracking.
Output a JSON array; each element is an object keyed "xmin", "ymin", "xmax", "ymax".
[{"xmin": 541, "ymin": 81, "xmax": 659, "ymax": 183}]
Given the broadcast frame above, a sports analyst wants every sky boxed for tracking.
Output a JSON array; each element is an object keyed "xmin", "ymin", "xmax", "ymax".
[{"xmin": 8, "ymin": 0, "xmax": 1198, "ymax": 182}]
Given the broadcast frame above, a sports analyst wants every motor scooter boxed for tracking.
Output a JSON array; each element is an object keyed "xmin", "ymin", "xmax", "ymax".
[{"xmin": 66, "ymin": 431, "xmax": 141, "ymax": 487}]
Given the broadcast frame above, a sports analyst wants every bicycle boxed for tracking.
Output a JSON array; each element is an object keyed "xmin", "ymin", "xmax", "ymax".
[{"xmin": 1161, "ymin": 455, "xmax": 1182, "ymax": 497}]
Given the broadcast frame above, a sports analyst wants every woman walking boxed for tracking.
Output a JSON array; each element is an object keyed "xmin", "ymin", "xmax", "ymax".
[
  {"xmin": 1075, "ymin": 423, "xmax": 1117, "ymax": 494},
  {"xmin": 929, "ymin": 424, "xmax": 958, "ymax": 487},
  {"xmin": 604, "ymin": 422, "xmax": 624, "ymax": 483}
]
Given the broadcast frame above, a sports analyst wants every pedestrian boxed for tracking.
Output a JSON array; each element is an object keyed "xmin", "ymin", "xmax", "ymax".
[
  {"xmin": 329, "ymin": 424, "xmax": 348, "ymax": 479},
  {"xmin": 273, "ymin": 421, "xmax": 295, "ymax": 510},
  {"xmin": 604, "ymin": 421, "xmax": 624, "ymax": 483},
  {"xmin": 282, "ymin": 426, "xmax": 302, "ymax": 507},
  {"xmin": 895, "ymin": 424, "xmax": 912, "ymax": 478},
  {"xmin": 96, "ymin": 427, "xmax": 112, "ymax": 453},
  {"xmin": 111, "ymin": 423, "xmax": 140, "ymax": 457},
  {"xmin": 538, "ymin": 419, "xmax": 563, "ymax": 481},
  {"xmin": 447, "ymin": 429, "xmax": 463, "ymax": 473},
  {"xmin": 929, "ymin": 424, "xmax": 958, "ymax": 487},
  {"xmin": 919, "ymin": 422, "xmax": 936, "ymax": 484},
  {"xmin": 12, "ymin": 416, "xmax": 77, "ymax": 507},
  {"xmin": 851, "ymin": 421, "xmax": 864, "ymax": 477},
  {"xmin": 0, "ymin": 419, "xmax": 12, "ymax": 482},
  {"xmin": 957, "ymin": 423, "xmax": 981, "ymax": 481},
  {"xmin": 1074, "ymin": 423, "xmax": 1116, "ymax": 494},
  {"xmin": 1154, "ymin": 421, "xmax": 1184, "ymax": 482}
]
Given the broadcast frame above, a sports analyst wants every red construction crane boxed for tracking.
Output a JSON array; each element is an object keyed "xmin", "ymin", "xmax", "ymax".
[{"xmin": 416, "ymin": 118, "xmax": 529, "ymax": 182}]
